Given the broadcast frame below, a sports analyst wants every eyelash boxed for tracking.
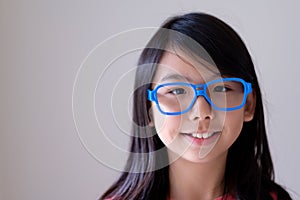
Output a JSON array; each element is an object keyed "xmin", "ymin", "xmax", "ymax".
[
  {"xmin": 168, "ymin": 88, "xmax": 186, "ymax": 95},
  {"xmin": 166, "ymin": 86, "xmax": 232, "ymax": 94},
  {"xmin": 213, "ymin": 85, "xmax": 232, "ymax": 92}
]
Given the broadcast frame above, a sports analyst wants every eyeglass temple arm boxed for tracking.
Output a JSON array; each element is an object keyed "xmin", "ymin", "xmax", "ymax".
[
  {"xmin": 246, "ymin": 82, "xmax": 252, "ymax": 94},
  {"xmin": 147, "ymin": 89, "xmax": 155, "ymax": 101}
]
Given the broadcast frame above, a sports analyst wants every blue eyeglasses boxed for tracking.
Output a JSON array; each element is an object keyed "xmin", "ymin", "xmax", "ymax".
[{"xmin": 147, "ymin": 77, "xmax": 252, "ymax": 115}]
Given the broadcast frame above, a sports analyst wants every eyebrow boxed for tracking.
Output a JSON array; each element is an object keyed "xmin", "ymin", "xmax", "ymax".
[
  {"xmin": 160, "ymin": 73, "xmax": 220, "ymax": 83},
  {"xmin": 160, "ymin": 74, "xmax": 192, "ymax": 82}
]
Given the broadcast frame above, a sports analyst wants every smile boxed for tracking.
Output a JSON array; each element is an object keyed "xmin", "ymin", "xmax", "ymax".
[
  {"xmin": 182, "ymin": 131, "xmax": 221, "ymax": 146},
  {"xmin": 184, "ymin": 131, "xmax": 221, "ymax": 139}
]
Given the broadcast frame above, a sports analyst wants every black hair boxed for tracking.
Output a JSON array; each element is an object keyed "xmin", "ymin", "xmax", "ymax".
[{"xmin": 100, "ymin": 12, "xmax": 292, "ymax": 200}]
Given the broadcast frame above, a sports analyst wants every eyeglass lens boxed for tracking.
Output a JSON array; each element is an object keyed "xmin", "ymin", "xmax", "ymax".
[{"xmin": 156, "ymin": 80, "xmax": 245, "ymax": 113}]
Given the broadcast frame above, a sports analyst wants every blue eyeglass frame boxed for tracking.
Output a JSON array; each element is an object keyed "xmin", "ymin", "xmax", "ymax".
[{"xmin": 147, "ymin": 77, "xmax": 252, "ymax": 115}]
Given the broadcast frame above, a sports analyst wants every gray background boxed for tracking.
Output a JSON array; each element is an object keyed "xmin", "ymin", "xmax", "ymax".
[{"xmin": 1, "ymin": 0, "xmax": 299, "ymax": 199}]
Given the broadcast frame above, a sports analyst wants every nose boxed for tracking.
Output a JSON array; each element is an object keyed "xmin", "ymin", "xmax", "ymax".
[{"xmin": 189, "ymin": 96, "xmax": 213, "ymax": 121}]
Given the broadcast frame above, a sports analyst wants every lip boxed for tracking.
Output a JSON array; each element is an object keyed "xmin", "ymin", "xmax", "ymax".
[
  {"xmin": 182, "ymin": 131, "xmax": 221, "ymax": 146},
  {"xmin": 184, "ymin": 129, "xmax": 217, "ymax": 134}
]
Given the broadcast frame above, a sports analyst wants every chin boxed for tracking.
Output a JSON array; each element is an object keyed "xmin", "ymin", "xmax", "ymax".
[{"xmin": 176, "ymin": 148, "xmax": 228, "ymax": 164}]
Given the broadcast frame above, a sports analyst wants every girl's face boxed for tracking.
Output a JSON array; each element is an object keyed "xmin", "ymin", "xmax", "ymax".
[{"xmin": 150, "ymin": 52, "xmax": 255, "ymax": 163}]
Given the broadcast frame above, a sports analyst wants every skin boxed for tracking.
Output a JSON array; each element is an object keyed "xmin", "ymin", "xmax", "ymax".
[{"xmin": 149, "ymin": 51, "xmax": 256, "ymax": 200}]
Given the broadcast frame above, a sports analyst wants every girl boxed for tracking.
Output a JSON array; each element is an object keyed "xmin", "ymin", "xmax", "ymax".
[{"xmin": 100, "ymin": 12, "xmax": 292, "ymax": 200}]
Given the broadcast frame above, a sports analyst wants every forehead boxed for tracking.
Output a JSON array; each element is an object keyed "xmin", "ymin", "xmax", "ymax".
[{"xmin": 152, "ymin": 51, "xmax": 221, "ymax": 84}]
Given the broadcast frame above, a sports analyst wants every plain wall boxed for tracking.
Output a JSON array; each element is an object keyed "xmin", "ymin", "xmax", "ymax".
[{"xmin": 1, "ymin": 0, "xmax": 299, "ymax": 199}]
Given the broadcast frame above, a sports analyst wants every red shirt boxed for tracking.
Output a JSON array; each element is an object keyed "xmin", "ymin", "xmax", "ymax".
[
  {"xmin": 169, "ymin": 194, "xmax": 235, "ymax": 200},
  {"xmin": 169, "ymin": 192, "xmax": 277, "ymax": 200},
  {"xmin": 107, "ymin": 194, "xmax": 235, "ymax": 200},
  {"xmin": 107, "ymin": 192, "xmax": 277, "ymax": 200}
]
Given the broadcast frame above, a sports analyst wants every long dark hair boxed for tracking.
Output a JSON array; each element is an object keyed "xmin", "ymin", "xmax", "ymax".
[{"xmin": 100, "ymin": 13, "xmax": 292, "ymax": 200}]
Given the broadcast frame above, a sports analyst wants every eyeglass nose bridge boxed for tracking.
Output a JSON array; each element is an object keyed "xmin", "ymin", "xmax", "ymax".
[
  {"xmin": 191, "ymin": 85, "xmax": 212, "ymax": 113},
  {"xmin": 195, "ymin": 89, "xmax": 205, "ymax": 97},
  {"xmin": 194, "ymin": 84, "xmax": 206, "ymax": 97}
]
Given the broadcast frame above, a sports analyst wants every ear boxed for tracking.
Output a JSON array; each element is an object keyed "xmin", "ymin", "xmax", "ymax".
[
  {"xmin": 148, "ymin": 106, "xmax": 155, "ymax": 127},
  {"xmin": 244, "ymin": 91, "xmax": 256, "ymax": 122}
]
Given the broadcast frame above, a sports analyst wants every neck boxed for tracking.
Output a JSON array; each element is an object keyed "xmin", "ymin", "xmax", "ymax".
[{"xmin": 168, "ymin": 151, "xmax": 227, "ymax": 200}]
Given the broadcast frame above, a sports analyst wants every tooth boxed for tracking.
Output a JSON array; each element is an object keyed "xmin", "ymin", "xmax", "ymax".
[
  {"xmin": 203, "ymin": 133, "xmax": 209, "ymax": 139},
  {"xmin": 192, "ymin": 133, "xmax": 197, "ymax": 137},
  {"xmin": 196, "ymin": 133, "xmax": 202, "ymax": 139}
]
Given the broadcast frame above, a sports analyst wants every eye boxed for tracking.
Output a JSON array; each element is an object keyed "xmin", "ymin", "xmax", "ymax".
[
  {"xmin": 169, "ymin": 88, "xmax": 186, "ymax": 95},
  {"xmin": 213, "ymin": 85, "xmax": 231, "ymax": 92}
]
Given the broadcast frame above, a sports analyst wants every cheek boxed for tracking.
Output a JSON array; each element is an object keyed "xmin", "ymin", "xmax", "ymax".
[
  {"xmin": 222, "ymin": 111, "xmax": 245, "ymax": 146},
  {"xmin": 152, "ymin": 108, "xmax": 182, "ymax": 145}
]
